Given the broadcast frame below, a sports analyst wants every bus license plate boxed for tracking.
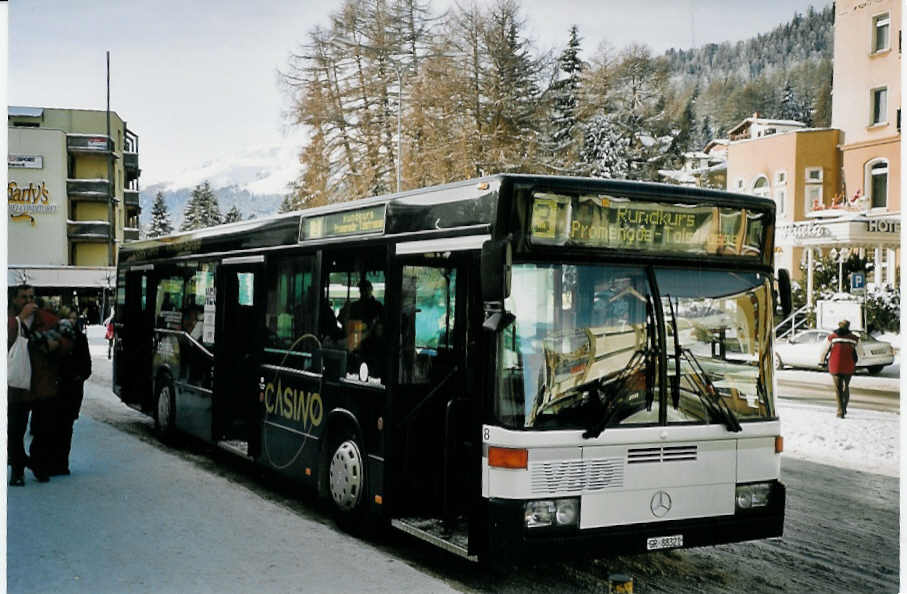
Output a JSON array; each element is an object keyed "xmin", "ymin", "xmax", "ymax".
[{"xmin": 646, "ymin": 535, "xmax": 683, "ymax": 550}]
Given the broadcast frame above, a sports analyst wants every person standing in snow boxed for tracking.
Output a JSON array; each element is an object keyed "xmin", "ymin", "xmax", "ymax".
[{"xmin": 820, "ymin": 320, "xmax": 859, "ymax": 418}]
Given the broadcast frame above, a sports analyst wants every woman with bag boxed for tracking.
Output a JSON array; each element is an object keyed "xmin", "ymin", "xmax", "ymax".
[
  {"xmin": 8, "ymin": 286, "xmax": 35, "ymax": 486},
  {"xmin": 7, "ymin": 285, "xmax": 72, "ymax": 485}
]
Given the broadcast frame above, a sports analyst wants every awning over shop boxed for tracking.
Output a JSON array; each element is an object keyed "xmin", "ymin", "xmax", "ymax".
[{"xmin": 7, "ymin": 265, "xmax": 115, "ymax": 289}]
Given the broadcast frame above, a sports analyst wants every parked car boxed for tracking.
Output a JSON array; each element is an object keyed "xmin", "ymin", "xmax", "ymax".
[{"xmin": 774, "ymin": 329, "xmax": 895, "ymax": 374}]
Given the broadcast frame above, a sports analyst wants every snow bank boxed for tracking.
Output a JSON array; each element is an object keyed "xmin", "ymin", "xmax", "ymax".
[{"xmin": 778, "ymin": 401, "xmax": 898, "ymax": 477}]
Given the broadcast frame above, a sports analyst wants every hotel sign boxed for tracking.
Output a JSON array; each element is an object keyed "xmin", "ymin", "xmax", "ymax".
[
  {"xmin": 866, "ymin": 219, "xmax": 900, "ymax": 234},
  {"xmin": 8, "ymin": 154, "xmax": 43, "ymax": 169}
]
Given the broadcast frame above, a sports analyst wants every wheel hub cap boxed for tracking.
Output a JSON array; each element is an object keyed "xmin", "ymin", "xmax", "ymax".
[{"xmin": 329, "ymin": 440, "xmax": 363, "ymax": 511}]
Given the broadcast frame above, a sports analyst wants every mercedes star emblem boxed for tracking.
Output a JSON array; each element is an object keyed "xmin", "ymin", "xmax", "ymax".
[{"xmin": 650, "ymin": 490, "xmax": 672, "ymax": 518}]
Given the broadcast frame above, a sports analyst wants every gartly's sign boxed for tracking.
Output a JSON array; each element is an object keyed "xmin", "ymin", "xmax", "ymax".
[{"xmin": 8, "ymin": 181, "xmax": 57, "ymax": 225}]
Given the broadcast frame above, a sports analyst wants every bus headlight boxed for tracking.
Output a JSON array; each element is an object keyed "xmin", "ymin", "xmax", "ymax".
[
  {"xmin": 735, "ymin": 482, "xmax": 772, "ymax": 511},
  {"xmin": 525, "ymin": 498, "xmax": 579, "ymax": 528}
]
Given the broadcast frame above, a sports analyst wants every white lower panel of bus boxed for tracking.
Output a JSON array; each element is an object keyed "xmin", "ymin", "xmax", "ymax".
[
  {"xmin": 482, "ymin": 423, "xmax": 781, "ymax": 529},
  {"xmin": 580, "ymin": 483, "xmax": 733, "ymax": 528}
]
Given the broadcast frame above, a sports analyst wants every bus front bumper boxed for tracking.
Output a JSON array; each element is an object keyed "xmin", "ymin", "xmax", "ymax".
[{"xmin": 485, "ymin": 481, "xmax": 785, "ymax": 562}]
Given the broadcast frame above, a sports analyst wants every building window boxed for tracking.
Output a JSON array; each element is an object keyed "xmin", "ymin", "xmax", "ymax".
[
  {"xmin": 734, "ymin": 178, "xmax": 745, "ymax": 192},
  {"xmin": 751, "ymin": 175, "xmax": 770, "ymax": 198},
  {"xmin": 805, "ymin": 167, "xmax": 824, "ymax": 214},
  {"xmin": 774, "ymin": 170, "xmax": 787, "ymax": 185},
  {"xmin": 871, "ymin": 87, "xmax": 888, "ymax": 125},
  {"xmin": 867, "ymin": 159, "xmax": 888, "ymax": 209},
  {"xmin": 805, "ymin": 185, "xmax": 823, "ymax": 214},
  {"xmin": 774, "ymin": 189, "xmax": 786, "ymax": 215},
  {"xmin": 805, "ymin": 167, "xmax": 823, "ymax": 184},
  {"xmin": 872, "ymin": 13, "xmax": 890, "ymax": 53}
]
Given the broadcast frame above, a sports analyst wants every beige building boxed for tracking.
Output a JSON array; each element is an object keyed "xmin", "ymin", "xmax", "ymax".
[
  {"xmin": 832, "ymin": 0, "xmax": 901, "ymax": 216},
  {"xmin": 725, "ymin": 2, "xmax": 901, "ymax": 302},
  {"xmin": 8, "ymin": 106, "xmax": 141, "ymax": 316}
]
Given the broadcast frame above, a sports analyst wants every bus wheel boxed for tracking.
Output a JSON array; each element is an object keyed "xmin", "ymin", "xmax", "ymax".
[
  {"xmin": 867, "ymin": 365, "xmax": 885, "ymax": 375},
  {"xmin": 154, "ymin": 377, "xmax": 176, "ymax": 441},
  {"xmin": 328, "ymin": 433, "xmax": 366, "ymax": 526}
]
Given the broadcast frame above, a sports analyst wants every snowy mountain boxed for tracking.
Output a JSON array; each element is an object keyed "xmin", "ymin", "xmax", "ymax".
[{"xmin": 139, "ymin": 143, "xmax": 298, "ymax": 231}]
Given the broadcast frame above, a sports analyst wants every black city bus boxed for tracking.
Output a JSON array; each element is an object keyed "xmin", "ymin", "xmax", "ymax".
[{"xmin": 114, "ymin": 174, "xmax": 791, "ymax": 562}]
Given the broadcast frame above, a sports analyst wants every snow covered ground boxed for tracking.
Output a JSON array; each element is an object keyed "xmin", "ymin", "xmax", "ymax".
[{"xmin": 778, "ymin": 400, "xmax": 899, "ymax": 477}]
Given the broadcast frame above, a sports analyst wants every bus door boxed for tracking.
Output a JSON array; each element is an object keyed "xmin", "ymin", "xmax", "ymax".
[
  {"xmin": 214, "ymin": 257, "xmax": 266, "ymax": 457},
  {"xmin": 392, "ymin": 253, "xmax": 470, "ymax": 528},
  {"xmin": 116, "ymin": 268, "xmax": 155, "ymax": 408}
]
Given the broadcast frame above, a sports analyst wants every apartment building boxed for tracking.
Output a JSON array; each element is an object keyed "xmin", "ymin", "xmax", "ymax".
[{"xmin": 7, "ymin": 106, "xmax": 141, "ymax": 317}]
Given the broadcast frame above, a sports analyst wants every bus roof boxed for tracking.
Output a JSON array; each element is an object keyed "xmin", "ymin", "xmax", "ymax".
[{"xmin": 119, "ymin": 174, "xmax": 774, "ymax": 263}]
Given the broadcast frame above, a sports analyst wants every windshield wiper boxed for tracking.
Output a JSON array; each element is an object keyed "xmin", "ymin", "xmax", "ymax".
[
  {"xmin": 580, "ymin": 348, "xmax": 647, "ymax": 439},
  {"xmin": 680, "ymin": 347, "xmax": 742, "ymax": 432},
  {"xmin": 662, "ymin": 295, "xmax": 741, "ymax": 433}
]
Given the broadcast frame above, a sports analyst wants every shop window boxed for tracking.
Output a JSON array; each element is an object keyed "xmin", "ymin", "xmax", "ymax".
[
  {"xmin": 867, "ymin": 160, "xmax": 888, "ymax": 209},
  {"xmin": 751, "ymin": 175, "xmax": 770, "ymax": 198},
  {"xmin": 873, "ymin": 13, "xmax": 890, "ymax": 53},
  {"xmin": 871, "ymin": 87, "xmax": 887, "ymax": 125}
]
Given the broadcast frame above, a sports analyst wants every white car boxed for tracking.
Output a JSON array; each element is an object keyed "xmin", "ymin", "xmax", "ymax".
[{"xmin": 774, "ymin": 329, "xmax": 895, "ymax": 374}]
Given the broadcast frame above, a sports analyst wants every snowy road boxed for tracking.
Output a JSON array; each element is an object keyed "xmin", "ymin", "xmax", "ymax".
[{"xmin": 25, "ymin": 328, "xmax": 895, "ymax": 593}]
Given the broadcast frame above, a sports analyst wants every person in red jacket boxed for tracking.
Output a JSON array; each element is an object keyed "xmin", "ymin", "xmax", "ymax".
[{"xmin": 820, "ymin": 320, "xmax": 859, "ymax": 418}]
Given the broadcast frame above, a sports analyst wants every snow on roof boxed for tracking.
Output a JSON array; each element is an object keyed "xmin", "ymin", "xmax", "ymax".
[
  {"xmin": 9, "ymin": 106, "xmax": 44, "ymax": 117},
  {"xmin": 727, "ymin": 117, "xmax": 805, "ymax": 136}
]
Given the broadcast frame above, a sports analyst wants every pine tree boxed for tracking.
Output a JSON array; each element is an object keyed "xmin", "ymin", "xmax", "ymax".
[
  {"xmin": 545, "ymin": 25, "xmax": 584, "ymax": 174},
  {"xmin": 147, "ymin": 191, "xmax": 174, "ymax": 238},
  {"xmin": 579, "ymin": 114, "xmax": 630, "ymax": 179},
  {"xmin": 222, "ymin": 205, "xmax": 243, "ymax": 223},
  {"xmin": 180, "ymin": 181, "xmax": 222, "ymax": 231}
]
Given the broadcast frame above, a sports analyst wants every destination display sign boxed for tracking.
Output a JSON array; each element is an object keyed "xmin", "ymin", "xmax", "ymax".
[
  {"xmin": 300, "ymin": 204, "xmax": 386, "ymax": 241},
  {"xmin": 530, "ymin": 193, "xmax": 766, "ymax": 259}
]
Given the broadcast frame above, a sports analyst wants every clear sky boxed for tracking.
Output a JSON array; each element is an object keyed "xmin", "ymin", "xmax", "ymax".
[{"xmin": 8, "ymin": 0, "xmax": 830, "ymax": 188}]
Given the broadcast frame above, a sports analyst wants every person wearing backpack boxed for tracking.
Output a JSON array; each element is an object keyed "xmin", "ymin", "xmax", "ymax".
[
  {"xmin": 820, "ymin": 320, "xmax": 860, "ymax": 418},
  {"xmin": 49, "ymin": 306, "xmax": 92, "ymax": 475}
]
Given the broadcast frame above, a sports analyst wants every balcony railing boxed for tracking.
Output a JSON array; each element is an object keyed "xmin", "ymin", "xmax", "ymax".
[
  {"xmin": 124, "ymin": 151, "xmax": 139, "ymax": 170},
  {"xmin": 67, "ymin": 220, "xmax": 110, "ymax": 242},
  {"xmin": 66, "ymin": 134, "xmax": 114, "ymax": 154},
  {"xmin": 124, "ymin": 189, "xmax": 140, "ymax": 209},
  {"xmin": 123, "ymin": 227, "xmax": 140, "ymax": 241},
  {"xmin": 67, "ymin": 178, "xmax": 110, "ymax": 201}
]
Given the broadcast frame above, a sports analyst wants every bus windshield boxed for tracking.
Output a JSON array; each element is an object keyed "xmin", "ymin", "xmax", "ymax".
[{"xmin": 494, "ymin": 263, "xmax": 775, "ymax": 430}]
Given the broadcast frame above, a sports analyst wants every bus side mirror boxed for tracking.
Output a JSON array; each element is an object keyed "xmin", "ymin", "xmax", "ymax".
[
  {"xmin": 777, "ymin": 268, "xmax": 792, "ymax": 317},
  {"xmin": 481, "ymin": 239, "xmax": 511, "ymax": 302}
]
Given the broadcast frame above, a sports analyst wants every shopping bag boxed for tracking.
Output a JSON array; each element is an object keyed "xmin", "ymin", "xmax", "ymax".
[{"xmin": 8, "ymin": 318, "xmax": 31, "ymax": 390}]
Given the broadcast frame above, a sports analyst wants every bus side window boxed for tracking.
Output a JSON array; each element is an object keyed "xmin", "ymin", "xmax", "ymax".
[
  {"xmin": 155, "ymin": 275, "xmax": 185, "ymax": 330},
  {"xmin": 399, "ymin": 265, "xmax": 456, "ymax": 384},
  {"xmin": 322, "ymin": 255, "xmax": 387, "ymax": 383},
  {"xmin": 265, "ymin": 256, "xmax": 317, "ymax": 371}
]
